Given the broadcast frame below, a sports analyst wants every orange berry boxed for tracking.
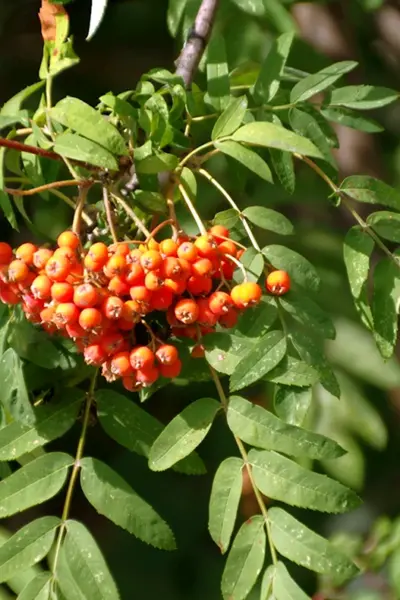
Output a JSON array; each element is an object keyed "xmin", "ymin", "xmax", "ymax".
[
  {"xmin": 84, "ymin": 344, "xmax": 107, "ymax": 366},
  {"xmin": 0, "ymin": 286, "xmax": 19, "ymax": 305},
  {"xmin": 50, "ymin": 281, "xmax": 73, "ymax": 303},
  {"xmin": 73, "ymin": 283, "xmax": 100, "ymax": 308},
  {"xmin": 88, "ymin": 242, "xmax": 109, "ymax": 266},
  {"xmin": 192, "ymin": 258, "xmax": 213, "ymax": 278},
  {"xmin": 57, "ymin": 230, "xmax": 79, "ymax": 250},
  {"xmin": 219, "ymin": 306, "xmax": 239, "ymax": 328},
  {"xmin": 18, "ymin": 271, "xmax": 36, "ymax": 293},
  {"xmin": 116, "ymin": 317, "xmax": 136, "ymax": 331},
  {"xmin": 45, "ymin": 256, "xmax": 71, "ymax": 282},
  {"xmin": 164, "ymin": 278, "xmax": 186, "ymax": 295},
  {"xmin": 125, "ymin": 263, "xmax": 145, "ymax": 286},
  {"xmin": 150, "ymin": 287, "xmax": 173, "ymax": 311},
  {"xmin": 177, "ymin": 258, "xmax": 192, "ymax": 280},
  {"xmin": 122, "ymin": 375, "xmax": 138, "ymax": 392},
  {"xmin": 231, "ymin": 282, "xmax": 262, "ymax": 308},
  {"xmin": 33, "ymin": 248, "xmax": 53, "ymax": 270},
  {"xmin": 120, "ymin": 300, "xmax": 139, "ymax": 323},
  {"xmin": 15, "ymin": 242, "xmax": 37, "ymax": 265},
  {"xmin": 0, "ymin": 242, "xmax": 13, "ymax": 265},
  {"xmin": 155, "ymin": 344, "xmax": 178, "ymax": 366},
  {"xmin": 186, "ymin": 275, "xmax": 212, "ymax": 296},
  {"xmin": 127, "ymin": 248, "xmax": 142, "ymax": 265},
  {"xmin": 79, "ymin": 307, "xmax": 102, "ymax": 331},
  {"xmin": 209, "ymin": 224, "xmax": 229, "ymax": 243},
  {"xmin": 8, "ymin": 259, "xmax": 29, "ymax": 283},
  {"xmin": 136, "ymin": 366, "xmax": 159, "ymax": 386},
  {"xmin": 174, "ymin": 298, "xmax": 199, "ymax": 324},
  {"xmin": 66, "ymin": 322, "xmax": 86, "ymax": 339},
  {"xmin": 130, "ymin": 346, "xmax": 155, "ymax": 370},
  {"xmin": 220, "ymin": 259, "xmax": 235, "ymax": 280},
  {"xmin": 103, "ymin": 296, "xmax": 124, "ymax": 320},
  {"xmin": 159, "ymin": 359, "xmax": 182, "ymax": 378},
  {"xmin": 140, "ymin": 250, "xmax": 162, "ymax": 272},
  {"xmin": 147, "ymin": 238, "xmax": 160, "ymax": 251},
  {"xmin": 111, "ymin": 351, "xmax": 133, "ymax": 377},
  {"xmin": 177, "ymin": 241, "xmax": 198, "ymax": 262},
  {"xmin": 0, "ymin": 265, "xmax": 10, "ymax": 284},
  {"xmin": 110, "ymin": 243, "xmax": 130, "ymax": 256},
  {"xmin": 218, "ymin": 240, "xmax": 237, "ymax": 257},
  {"xmin": 100, "ymin": 332, "xmax": 126, "ymax": 355},
  {"xmin": 197, "ymin": 298, "xmax": 218, "ymax": 326},
  {"xmin": 84, "ymin": 254, "xmax": 104, "ymax": 272},
  {"xmin": 209, "ymin": 291, "xmax": 233, "ymax": 315},
  {"xmin": 191, "ymin": 344, "xmax": 205, "ymax": 359},
  {"xmin": 54, "ymin": 302, "xmax": 80, "ymax": 326},
  {"xmin": 66, "ymin": 263, "xmax": 84, "ymax": 283},
  {"xmin": 266, "ymin": 270, "xmax": 291, "ymax": 296},
  {"xmin": 160, "ymin": 257, "xmax": 184, "ymax": 280},
  {"xmin": 145, "ymin": 271, "xmax": 163, "ymax": 291},
  {"xmin": 31, "ymin": 274, "xmax": 52, "ymax": 300},
  {"xmin": 108, "ymin": 275, "xmax": 130, "ymax": 297},
  {"xmin": 104, "ymin": 254, "xmax": 127, "ymax": 278},
  {"xmin": 40, "ymin": 305, "xmax": 56, "ymax": 324},
  {"xmin": 194, "ymin": 234, "xmax": 218, "ymax": 258},
  {"xmin": 53, "ymin": 247, "xmax": 77, "ymax": 266},
  {"xmin": 129, "ymin": 286, "xmax": 152, "ymax": 314},
  {"xmin": 159, "ymin": 239, "xmax": 178, "ymax": 257}
]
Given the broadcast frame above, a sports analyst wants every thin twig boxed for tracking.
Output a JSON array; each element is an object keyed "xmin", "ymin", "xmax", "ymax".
[
  {"xmin": 5, "ymin": 179, "xmax": 83, "ymax": 196},
  {"xmin": 164, "ymin": 181, "xmax": 179, "ymax": 240},
  {"xmin": 177, "ymin": 182, "xmax": 207, "ymax": 235},
  {"xmin": 209, "ymin": 367, "xmax": 278, "ymax": 564},
  {"xmin": 175, "ymin": 0, "xmax": 220, "ymax": 88},
  {"xmin": 145, "ymin": 219, "xmax": 174, "ymax": 243},
  {"xmin": 225, "ymin": 253, "xmax": 247, "ymax": 281},
  {"xmin": 72, "ymin": 186, "xmax": 89, "ymax": 235},
  {"xmin": 110, "ymin": 190, "xmax": 151, "ymax": 238},
  {"xmin": 103, "ymin": 186, "xmax": 118, "ymax": 243}
]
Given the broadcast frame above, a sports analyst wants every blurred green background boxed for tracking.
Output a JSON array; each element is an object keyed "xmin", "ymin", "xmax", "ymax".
[{"xmin": 1, "ymin": 1, "xmax": 400, "ymax": 598}]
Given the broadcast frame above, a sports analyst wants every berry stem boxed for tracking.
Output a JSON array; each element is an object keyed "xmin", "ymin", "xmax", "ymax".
[
  {"xmin": 177, "ymin": 182, "xmax": 207, "ymax": 235},
  {"xmin": 103, "ymin": 186, "xmax": 118, "ymax": 243},
  {"xmin": 208, "ymin": 366, "xmax": 278, "ymax": 565},
  {"xmin": 110, "ymin": 190, "xmax": 151, "ymax": 238},
  {"xmin": 225, "ymin": 253, "xmax": 247, "ymax": 281},
  {"xmin": 178, "ymin": 140, "xmax": 220, "ymax": 170},
  {"xmin": 197, "ymin": 168, "xmax": 261, "ymax": 252},
  {"xmin": 164, "ymin": 181, "xmax": 179, "ymax": 240},
  {"xmin": 72, "ymin": 186, "xmax": 90, "ymax": 236},
  {"xmin": 4, "ymin": 179, "xmax": 84, "ymax": 197},
  {"xmin": 50, "ymin": 369, "xmax": 98, "ymax": 591},
  {"xmin": 145, "ymin": 219, "xmax": 174, "ymax": 243}
]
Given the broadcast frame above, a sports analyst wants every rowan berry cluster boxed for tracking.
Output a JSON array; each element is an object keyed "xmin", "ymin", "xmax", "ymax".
[{"xmin": 0, "ymin": 224, "xmax": 290, "ymax": 391}]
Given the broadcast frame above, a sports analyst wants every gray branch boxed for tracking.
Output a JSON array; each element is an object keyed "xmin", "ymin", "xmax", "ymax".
[{"xmin": 175, "ymin": 0, "xmax": 220, "ymax": 88}]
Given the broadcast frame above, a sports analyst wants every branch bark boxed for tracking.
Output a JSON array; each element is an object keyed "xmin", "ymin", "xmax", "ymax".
[{"xmin": 175, "ymin": 0, "xmax": 220, "ymax": 88}]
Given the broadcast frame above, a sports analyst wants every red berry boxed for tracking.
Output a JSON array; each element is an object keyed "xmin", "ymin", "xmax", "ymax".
[
  {"xmin": 45, "ymin": 256, "xmax": 71, "ymax": 282},
  {"xmin": 57, "ymin": 230, "xmax": 79, "ymax": 250},
  {"xmin": 33, "ymin": 248, "xmax": 53, "ymax": 270},
  {"xmin": 54, "ymin": 302, "xmax": 80, "ymax": 326},
  {"xmin": 79, "ymin": 307, "xmax": 102, "ymax": 331},
  {"xmin": 8, "ymin": 260, "xmax": 29, "ymax": 283},
  {"xmin": 100, "ymin": 332, "xmax": 126, "ymax": 355},
  {"xmin": 136, "ymin": 366, "xmax": 159, "ymax": 386},
  {"xmin": 129, "ymin": 286, "xmax": 152, "ymax": 314},
  {"xmin": 209, "ymin": 224, "xmax": 229, "ymax": 243},
  {"xmin": 194, "ymin": 235, "xmax": 218, "ymax": 258},
  {"xmin": 130, "ymin": 346, "xmax": 155, "ymax": 370},
  {"xmin": 209, "ymin": 291, "xmax": 233, "ymax": 315},
  {"xmin": 15, "ymin": 243, "xmax": 37, "ymax": 266},
  {"xmin": 177, "ymin": 242, "xmax": 198, "ymax": 262},
  {"xmin": 155, "ymin": 344, "xmax": 178, "ymax": 366},
  {"xmin": 140, "ymin": 250, "xmax": 162, "ymax": 272},
  {"xmin": 0, "ymin": 242, "xmax": 13, "ymax": 265},
  {"xmin": 265, "ymin": 270, "xmax": 291, "ymax": 296},
  {"xmin": 31, "ymin": 274, "xmax": 52, "ymax": 300},
  {"xmin": 84, "ymin": 344, "xmax": 107, "ymax": 366},
  {"xmin": 160, "ymin": 359, "xmax": 182, "ymax": 378},
  {"xmin": 111, "ymin": 351, "xmax": 133, "ymax": 377},
  {"xmin": 174, "ymin": 298, "xmax": 199, "ymax": 324},
  {"xmin": 73, "ymin": 283, "xmax": 100, "ymax": 308},
  {"xmin": 150, "ymin": 287, "xmax": 174, "ymax": 311},
  {"xmin": 186, "ymin": 275, "xmax": 212, "ymax": 296},
  {"xmin": 102, "ymin": 296, "xmax": 124, "ymax": 320}
]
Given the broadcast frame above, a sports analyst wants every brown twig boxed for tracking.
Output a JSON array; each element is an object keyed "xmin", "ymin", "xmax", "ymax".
[
  {"xmin": 103, "ymin": 186, "xmax": 118, "ymax": 243},
  {"xmin": 72, "ymin": 186, "xmax": 90, "ymax": 235},
  {"xmin": 175, "ymin": 0, "xmax": 220, "ymax": 88},
  {"xmin": 5, "ymin": 179, "xmax": 83, "ymax": 196}
]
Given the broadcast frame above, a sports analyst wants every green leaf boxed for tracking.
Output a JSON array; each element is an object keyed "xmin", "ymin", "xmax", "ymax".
[
  {"xmin": 262, "ymin": 0, "xmax": 297, "ymax": 32},
  {"xmin": 148, "ymin": 398, "xmax": 220, "ymax": 471},
  {"xmin": 341, "ymin": 175, "xmax": 400, "ymax": 210},
  {"xmin": 205, "ymin": 35, "xmax": 230, "ymax": 111},
  {"xmin": 290, "ymin": 329, "xmax": 340, "ymax": 398},
  {"xmin": 212, "ymin": 96, "xmax": 248, "ymax": 140},
  {"xmin": 372, "ymin": 258, "xmax": 400, "ymax": 359},
  {"xmin": 321, "ymin": 107, "xmax": 384, "ymax": 133},
  {"xmin": 56, "ymin": 545, "xmax": 86, "ymax": 600},
  {"xmin": 63, "ymin": 520, "xmax": 120, "ymax": 600},
  {"xmin": 329, "ymin": 85, "xmax": 399, "ymax": 110},
  {"xmin": 227, "ymin": 395, "xmax": 344, "ymax": 459},
  {"xmin": 96, "ymin": 389, "xmax": 206, "ymax": 475},
  {"xmin": 367, "ymin": 211, "xmax": 400, "ymax": 243},
  {"xmin": 234, "ymin": 247, "xmax": 264, "ymax": 283},
  {"xmin": 289, "ymin": 108, "xmax": 336, "ymax": 168},
  {"xmin": 0, "ymin": 348, "xmax": 35, "ymax": 426},
  {"xmin": 0, "ymin": 389, "xmax": 83, "ymax": 461},
  {"xmin": 266, "ymin": 356, "xmax": 319, "ymax": 387},
  {"xmin": 167, "ymin": 0, "xmax": 187, "ymax": 37},
  {"xmin": 0, "ymin": 452, "xmax": 72, "ymax": 517},
  {"xmin": 51, "ymin": 97, "xmax": 127, "ymax": 156},
  {"xmin": 230, "ymin": 331, "xmax": 286, "ymax": 392},
  {"xmin": 274, "ymin": 385, "xmax": 312, "ymax": 427},
  {"xmin": 290, "ymin": 61, "xmax": 358, "ymax": 104},
  {"xmin": 80, "ymin": 457, "xmax": 175, "ymax": 550},
  {"xmin": 269, "ymin": 507, "xmax": 358, "ymax": 578},
  {"xmin": 272, "ymin": 562, "xmax": 310, "ymax": 600},
  {"xmin": 221, "ymin": 516, "xmax": 265, "ymax": 600},
  {"xmin": 262, "ymin": 245, "xmax": 320, "ymax": 292},
  {"xmin": 86, "ymin": 0, "xmax": 108, "ymax": 41},
  {"xmin": 135, "ymin": 152, "xmax": 178, "ymax": 174},
  {"xmin": 230, "ymin": 0, "xmax": 264, "ymax": 16},
  {"xmin": 17, "ymin": 573, "xmax": 52, "ymax": 600},
  {"xmin": 215, "ymin": 140, "xmax": 273, "ymax": 182},
  {"xmin": 243, "ymin": 206, "xmax": 293, "ymax": 235},
  {"xmin": 249, "ymin": 449, "xmax": 360, "ymax": 513},
  {"xmin": 343, "ymin": 226, "xmax": 374, "ymax": 299},
  {"xmin": 231, "ymin": 121, "xmax": 323, "ymax": 159},
  {"xmin": 0, "ymin": 82, "xmax": 45, "ymax": 116},
  {"xmin": 0, "ymin": 113, "xmax": 29, "ymax": 131},
  {"xmin": 260, "ymin": 565, "xmax": 275, "ymax": 600},
  {"xmin": 209, "ymin": 457, "xmax": 243, "ymax": 554},
  {"xmin": 0, "ymin": 517, "xmax": 59, "ymax": 583},
  {"xmin": 253, "ymin": 32, "xmax": 294, "ymax": 103},
  {"xmin": 53, "ymin": 133, "xmax": 118, "ymax": 170},
  {"xmin": 234, "ymin": 298, "xmax": 277, "ymax": 338},
  {"xmin": 204, "ymin": 333, "xmax": 254, "ymax": 376},
  {"xmin": 134, "ymin": 190, "xmax": 167, "ymax": 215},
  {"xmin": 0, "ymin": 148, "xmax": 18, "ymax": 230},
  {"xmin": 279, "ymin": 294, "xmax": 336, "ymax": 340}
]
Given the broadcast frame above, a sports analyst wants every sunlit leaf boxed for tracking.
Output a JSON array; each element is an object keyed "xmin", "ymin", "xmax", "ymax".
[
  {"xmin": 0, "ymin": 348, "xmax": 35, "ymax": 426},
  {"xmin": 343, "ymin": 226, "xmax": 374, "ymax": 299},
  {"xmin": 243, "ymin": 206, "xmax": 293, "ymax": 235},
  {"xmin": 272, "ymin": 562, "xmax": 310, "ymax": 599},
  {"xmin": 372, "ymin": 258, "xmax": 400, "ymax": 358},
  {"xmin": 209, "ymin": 457, "xmax": 243, "ymax": 554},
  {"xmin": 215, "ymin": 141, "xmax": 273, "ymax": 182},
  {"xmin": 274, "ymin": 385, "xmax": 312, "ymax": 426},
  {"xmin": 17, "ymin": 572, "xmax": 52, "ymax": 600},
  {"xmin": 253, "ymin": 32, "xmax": 294, "ymax": 103},
  {"xmin": 291, "ymin": 61, "xmax": 357, "ymax": 103},
  {"xmin": 53, "ymin": 133, "xmax": 118, "ymax": 170},
  {"xmin": 212, "ymin": 96, "xmax": 248, "ymax": 139},
  {"xmin": 205, "ymin": 35, "xmax": 230, "ymax": 111},
  {"xmin": 329, "ymin": 85, "xmax": 398, "ymax": 109}
]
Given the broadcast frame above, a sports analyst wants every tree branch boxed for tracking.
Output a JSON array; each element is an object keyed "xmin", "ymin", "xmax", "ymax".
[{"xmin": 175, "ymin": 0, "xmax": 220, "ymax": 88}]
